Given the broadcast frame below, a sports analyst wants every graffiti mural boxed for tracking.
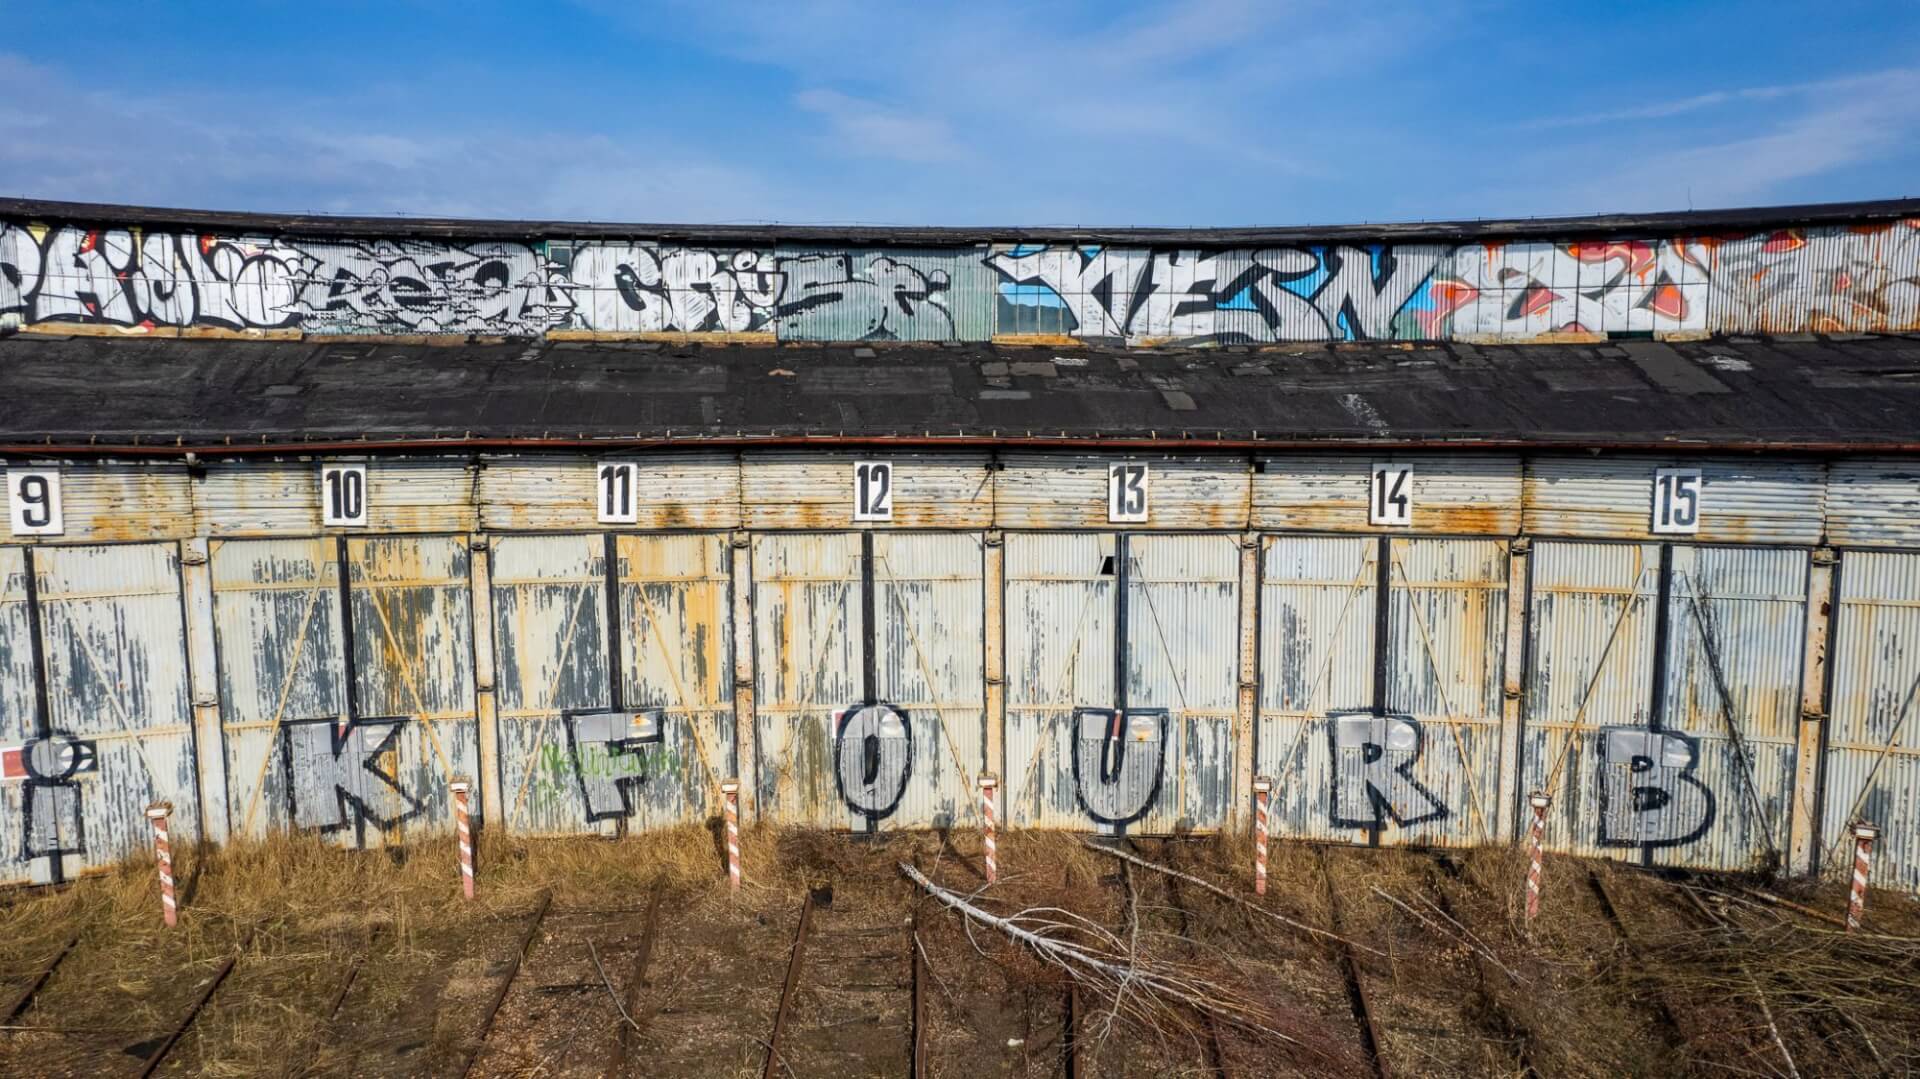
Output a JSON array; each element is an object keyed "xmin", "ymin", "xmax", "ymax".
[
  {"xmin": 1596, "ymin": 725, "xmax": 1716, "ymax": 850},
  {"xmin": 562, "ymin": 709, "xmax": 670, "ymax": 822},
  {"xmin": 833, "ymin": 702, "xmax": 913, "ymax": 821},
  {"xmin": 11, "ymin": 731, "xmax": 97, "ymax": 866},
  {"xmin": 1071, "ymin": 708, "xmax": 1170, "ymax": 827},
  {"xmin": 1327, "ymin": 712, "xmax": 1449, "ymax": 832},
  {"xmin": 279, "ymin": 716, "xmax": 423, "ymax": 838},
  {"xmin": 5, "ymin": 212, "xmax": 1917, "ymax": 341}
]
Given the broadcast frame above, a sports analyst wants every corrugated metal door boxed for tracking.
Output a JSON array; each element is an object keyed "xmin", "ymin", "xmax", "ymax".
[
  {"xmin": 1660, "ymin": 547, "xmax": 1803, "ymax": 870},
  {"xmin": 753, "ymin": 534, "xmax": 862, "ymax": 826},
  {"xmin": 0, "ymin": 548, "xmax": 37, "ymax": 884},
  {"xmin": 214, "ymin": 536, "xmax": 474, "ymax": 848},
  {"xmin": 1257, "ymin": 536, "xmax": 1506, "ymax": 847},
  {"xmin": 1005, "ymin": 533, "xmax": 1236, "ymax": 834},
  {"xmin": 753, "ymin": 533, "xmax": 984, "ymax": 829},
  {"xmin": 1822, "ymin": 551, "xmax": 1920, "ymax": 892},
  {"xmin": 1523, "ymin": 541, "xmax": 1805, "ymax": 870},
  {"xmin": 491, "ymin": 534, "xmax": 734, "ymax": 835},
  {"xmin": 0, "ymin": 544, "xmax": 196, "ymax": 883}
]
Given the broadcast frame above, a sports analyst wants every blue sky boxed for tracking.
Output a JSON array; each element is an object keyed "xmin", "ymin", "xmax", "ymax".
[{"xmin": 2, "ymin": 1, "xmax": 1916, "ymax": 226}]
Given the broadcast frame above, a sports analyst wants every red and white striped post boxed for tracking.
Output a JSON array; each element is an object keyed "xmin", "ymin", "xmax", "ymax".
[
  {"xmin": 721, "ymin": 778, "xmax": 742, "ymax": 892},
  {"xmin": 1251, "ymin": 775, "xmax": 1272, "ymax": 896},
  {"xmin": 1847, "ymin": 821, "xmax": 1880, "ymax": 933},
  {"xmin": 1524, "ymin": 791, "xmax": 1552, "ymax": 929},
  {"xmin": 145, "ymin": 801, "xmax": 177, "ymax": 928},
  {"xmin": 979, "ymin": 772, "xmax": 999, "ymax": 885},
  {"xmin": 450, "ymin": 778, "xmax": 475, "ymax": 900}
]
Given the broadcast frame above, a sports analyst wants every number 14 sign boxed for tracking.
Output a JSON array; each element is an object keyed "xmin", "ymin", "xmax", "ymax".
[{"xmin": 1369, "ymin": 463, "xmax": 1412, "ymax": 527}]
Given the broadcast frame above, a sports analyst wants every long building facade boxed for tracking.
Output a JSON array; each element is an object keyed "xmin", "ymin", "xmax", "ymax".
[{"xmin": 1, "ymin": 197, "xmax": 1919, "ymax": 896}]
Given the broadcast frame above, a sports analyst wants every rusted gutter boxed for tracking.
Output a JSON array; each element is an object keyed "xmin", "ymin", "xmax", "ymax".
[{"xmin": 5, "ymin": 433, "xmax": 1919, "ymax": 460}]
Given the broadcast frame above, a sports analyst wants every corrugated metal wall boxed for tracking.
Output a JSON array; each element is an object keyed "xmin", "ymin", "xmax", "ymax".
[
  {"xmin": 18, "ymin": 448, "xmax": 1920, "ymax": 891},
  {"xmin": 1823, "ymin": 550, "xmax": 1920, "ymax": 892}
]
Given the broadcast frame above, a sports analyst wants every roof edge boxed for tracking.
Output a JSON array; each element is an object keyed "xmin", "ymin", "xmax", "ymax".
[{"xmin": 3, "ymin": 195, "xmax": 1917, "ymax": 247}]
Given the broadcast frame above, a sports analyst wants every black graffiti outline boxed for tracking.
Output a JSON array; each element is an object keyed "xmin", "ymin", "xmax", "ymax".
[
  {"xmin": 18, "ymin": 730, "xmax": 96, "ymax": 861},
  {"xmin": 1326, "ymin": 711, "xmax": 1450, "ymax": 831},
  {"xmin": 278, "ymin": 715, "xmax": 423, "ymax": 842},
  {"xmin": 1070, "ymin": 707, "xmax": 1171, "ymax": 827},
  {"xmin": 562, "ymin": 707, "xmax": 668, "ymax": 823},
  {"xmin": 1595, "ymin": 725, "xmax": 1717, "ymax": 851},
  {"xmin": 832, "ymin": 701, "xmax": 915, "ymax": 821}
]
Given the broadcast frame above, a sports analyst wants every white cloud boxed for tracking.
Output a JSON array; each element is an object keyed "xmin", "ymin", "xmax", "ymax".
[{"xmin": 793, "ymin": 88, "xmax": 966, "ymax": 163}]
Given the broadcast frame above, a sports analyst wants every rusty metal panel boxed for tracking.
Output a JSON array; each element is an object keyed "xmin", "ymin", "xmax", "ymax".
[
  {"xmin": 1523, "ymin": 455, "xmax": 1825, "ymax": 545},
  {"xmin": 1005, "ymin": 533, "xmax": 1115, "ymax": 828},
  {"xmin": 211, "ymin": 538, "xmax": 347, "ymax": 842},
  {"xmin": 199, "ymin": 458, "xmax": 475, "ymax": 536},
  {"xmin": 0, "ymin": 548, "xmax": 37, "ymax": 884},
  {"xmin": 1658, "ymin": 546, "xmax": 1805, "ymax": 870},
  {"xmin": 1702, "ymin": 222, "xmax": 1920, "ymax": 334},
  {"xmin": 1126, "ymin": 534, "xmax": 1238, "ymax": 833},
  {"xmin": 613, "ymin": 533, "xmax": 734, "ymax": 827},
  {"xmin": 994, "ymin": 453, "xmax": 1249, "ymax": 530},
  {"xmin": 32, "ymin": 543, "xmax": 197, "ymax": 879},
  {"xmin": 489, "ymin": 534, "xmax": 611, "ymax": 835},
  {"xmin": 1251, "ymin": 454, "xmax": 1522, "ymax": 534},
  {"xmin": 1822, "ymin": 550, "xmax": 1920, "ymax": 893},
  {"xmin": 1383, "ymin": 538, "xmax": 1509, "ymax": 847},
  {"xmin": 772, "ymin": 246, "xmax": 996, "ymax": 341},
  {"xmin": 1520, "ymin": 541, "xmax": 1661, "ymax": 861},
  {"xmin": 873, "ymin": 532, "xmax": 985, "ymax": 828},
  {"xmin": 343, "ymin": 535, "xmax": 476, "ymax": 841},
  {"xmin": 0, "ymin": 462, "xmax": 195, "ymax": 543},
  {"xmin": 477, "ymin": 452, "xmax": 741, "ymax": 532},
  {"xmin": 1256, "ymin": 535, "xmax": 1377, "ymax": 842},
  {"xmin": 1827, "ymin": 458, "xmax": 1920, "ymax": 549},
  {"xmin": 752, "ymin": 533, "xmax": 862, "ymax": 826},
  {"xmin": 741, "ymin": 451, "xmax": 992, "ymax": 530}
]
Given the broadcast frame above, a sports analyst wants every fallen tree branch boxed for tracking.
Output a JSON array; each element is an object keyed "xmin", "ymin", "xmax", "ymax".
[{"xmin": 1081, "ymin": 838, "xmax": 1387, "ymax": 958}]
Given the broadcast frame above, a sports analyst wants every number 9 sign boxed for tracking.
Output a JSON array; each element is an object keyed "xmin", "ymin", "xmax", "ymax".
[{"xmin": 7, "ymin": 469, "xmax": 63, "ymax": 536}]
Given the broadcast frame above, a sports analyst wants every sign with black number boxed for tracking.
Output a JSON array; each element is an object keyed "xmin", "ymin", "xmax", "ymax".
[
  {"xmin": 598, "ymin": 462, "xmax": 639, "ymax": 524},
  {"xmin": 319, "ymin": 463, "xmax": 369, "ymax": 527},
  {"xmin": 1107, "ymin": 462, "xmax": 1149, "ymax": 523},
  {"xmin": 1369, "ymin": 462, "xmax": 1413, "ymax": 526},
  {"xmin": 853, "ymin": 461, "xmax": 892, "ymax": 522},
  {"xmin": 1651, "ymin": 467, "xmax": 1702, "ymax": 535},
  {"xmin": 7, "ymin": 469, "xmax": 63, "ymax": 536}
]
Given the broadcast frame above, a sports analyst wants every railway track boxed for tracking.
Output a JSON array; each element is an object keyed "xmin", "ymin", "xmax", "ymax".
[{"xmin": 760, "ymin": 882, "xmax": 918, "ymax": 1078}]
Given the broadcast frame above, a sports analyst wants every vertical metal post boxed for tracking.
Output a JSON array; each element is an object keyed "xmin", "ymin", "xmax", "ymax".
[
  {"xmin": 1790, "ymin": 548, "xmax": 1836, "ymax": 876},
  {"xmin": 1524, "ymin": 791, "xmax": 1551, "ymax": 930},
  {"xmin": 1495, "ymin": 538, "xmax": 1531, "ymax": 841},
  {"xmin": 1846, "ymin": 821, "xmax": 1879, "ymax": 932},
  {"xmin": 179, "ymin": 538, "xmax": 230, "ymax": 845},
  {"xmin": 1252, "ymin": 776, "xmax": 1272, "ymax": 896},
  {"xmin": 729, "ymin": 533, "xmax": 757, "ymax": 823},
  {"xmin": 467, "ymin": 534, "xmax": 501, "ymax": 830},
  {"xmin": 980, "ymin": 772, "xmax": 998, "ymax": 885},
  {"xmin": 451, "ymin": 778, "xmax": 475, "ymax": 900},
  {"xmin": 147, "ymin": 802, "xmax": 177, "ymax": 928},
  {"xmin": 983, "ymin": 530, "xmax": 1005, "ymax": 793},
  {"xmin": 722, "ymin": 778, "xmax": 742, "ymax": 892},
  {"xmin": 1234, "ymin": 533, "xmax": 1261, "ymax": 832}
]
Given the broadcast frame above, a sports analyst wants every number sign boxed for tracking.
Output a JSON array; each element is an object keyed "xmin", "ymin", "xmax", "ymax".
[
  {"xmin": 1369, "ymin": 463, "xmax": 1413, "ymax": 526},
  {"xmin": 598, "ymin": 462, "xmax": 638, "ymax": 524},
  {"xmin": 320, "ymin": 463, "xmax": 369, "ymax": 527},
  {"xmin": 1651, "ymin": 468, "xmax": 1702, "ymax": 535},
  {"xmin": 853, "ymin": 461, "xmax": 893, "ymax": 522},
  {"xmin": 1107, "ymin": 463, "xmax": 1149, "ymax": 523},
  {"xmin": 7, "ymin": 469, "xmax": 63, "ymax": 536}
]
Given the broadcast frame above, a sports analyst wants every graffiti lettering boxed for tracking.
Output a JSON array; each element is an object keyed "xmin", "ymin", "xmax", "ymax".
[
  {"xmin": 1597, "ymin": 726, "xmax": 1715, "ymax": 849},
  {"xmin": 1328, "ymin": 712, "xmax": 1448, "ymax": 831},
  {"xmin": 776, "ymin": 253, "xmax": 954, "ymax": 340},
  {"xmin": 562, "ymin": 709, "xmax": 668, "ymax": 821},
  {"xmin": 1071, "ymin": 708, "xmax": 1169, "ymax": 827},
  {"xmin": 568, "ymin": 244, "xmax": 781, "ymax": 333},
  {"xmin": 280, "ymin": 715, "xmax": 421, "ymax": 836},
  {"xmin": 15, "ymin": 731, "xmax": 97, "ymax": 862},
  {"xmin": 833, "ymin": 702, "xmax": 913, "ymax": 820}
]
